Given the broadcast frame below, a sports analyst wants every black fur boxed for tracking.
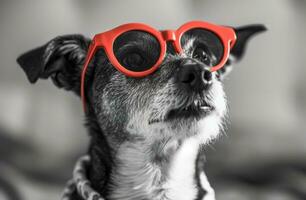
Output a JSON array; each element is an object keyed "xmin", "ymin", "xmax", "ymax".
[
  {"xmin": 232, "ymin": 25, "xmax": 267, "ymax": 60},
  {"xmin": 17, "ymin": 35, "xmax": 91, "ymax": 95}
]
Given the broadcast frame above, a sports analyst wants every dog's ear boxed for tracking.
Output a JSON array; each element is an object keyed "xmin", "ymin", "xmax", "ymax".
[
  {"xmin": 217, "ymin": 24, "xmax": 267, "ymax": 79},
  {"xmin": 231, "ymin": 24, "xmax": 267, "ymax": 61},
  {"xmin": 17, "ymin": 34, "xmax": 91, "ymax": 94}
]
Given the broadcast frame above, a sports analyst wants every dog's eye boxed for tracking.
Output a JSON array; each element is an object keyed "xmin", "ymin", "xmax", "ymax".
[
  {"xmin": 192, "ymin": 45, "xmax": 211, "ymax": 65},
  {"xmin": 180, "ymin": 28, "xmax": 224, "ymax": 66},
  {"xmin": 122, "ymin": 52, "xmax": 145, "ymax": 68}
]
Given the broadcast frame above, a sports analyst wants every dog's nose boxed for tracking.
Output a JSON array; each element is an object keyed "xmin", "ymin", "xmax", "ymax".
[{"xmin": 177, "ymin": 59, "xmax": 212, "ymax": 91}]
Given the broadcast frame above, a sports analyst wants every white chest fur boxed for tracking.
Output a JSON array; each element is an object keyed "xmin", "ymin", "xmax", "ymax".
[
  {"xmin": 163, "ymin": 136, "xmax": 215, "ymax": 200},
  {"xmin": 163, "ymin": 137, "xmax": 200, "ymax": 200},
  {"xmin": 109, "ymin": 135, "xmax": 215, "ymax": 200}
]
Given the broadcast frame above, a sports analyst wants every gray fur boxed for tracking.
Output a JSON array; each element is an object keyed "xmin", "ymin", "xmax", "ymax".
[
  {"xmin": 17, "ymin": 24, "xmax": 266, "ymax": 200},
  {"xmin": 89, "ymin": 43, "xmax": 227, "ymax": 199}
]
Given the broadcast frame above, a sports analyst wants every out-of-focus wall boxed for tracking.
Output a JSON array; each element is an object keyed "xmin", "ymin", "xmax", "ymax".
[{"xmin": 0, "ymin": 0, "xmax": 305, "ymax": 200}]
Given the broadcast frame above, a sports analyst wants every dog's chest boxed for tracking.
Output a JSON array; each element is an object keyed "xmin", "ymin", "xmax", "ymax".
[
  {"xmin": 108, "ymin": 137, "xmax": 215, "ymax": 200},
  {"xmin": 163, "ymin": 137, "xmax": 215, "ymax": 200},
  {"xmin": 163, "ymin": 137, "xmax": 201, "ymax": 200}
]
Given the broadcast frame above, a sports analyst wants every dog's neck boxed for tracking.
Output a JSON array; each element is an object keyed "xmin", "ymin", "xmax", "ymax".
[
  {"xmin": 85, "ymin": 117, "xmax": 215, "ymax": 200},
  {"xmin": 108, "ymin": 136, "xmax": 205, "ymax": 200}
]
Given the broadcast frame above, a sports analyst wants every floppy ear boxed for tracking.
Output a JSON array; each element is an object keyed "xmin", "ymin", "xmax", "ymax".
[
  {"xmin": 217, "ymin": 24, "xmax": 267, "ymax": 79},
  {"xmin": 17, "ymin": 34, "xmax": 91, "ymax": 95}
]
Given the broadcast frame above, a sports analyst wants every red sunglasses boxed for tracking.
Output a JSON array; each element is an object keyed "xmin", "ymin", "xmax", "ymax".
[{"xmin": 81, "ymin": 21, "xmax": 237, "ymax": 110}]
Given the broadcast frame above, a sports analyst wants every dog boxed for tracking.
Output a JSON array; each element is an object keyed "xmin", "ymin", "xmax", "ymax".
[{"xmin": 17, "ymin": 21, "xmax": 266, "ymax": 200}]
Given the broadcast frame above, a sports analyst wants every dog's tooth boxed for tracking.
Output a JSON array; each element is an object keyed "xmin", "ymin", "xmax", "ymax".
[
  {"xmin": 200, "ymin": 106, "xmax": 211, "ymax": 112},
  {"xmin": 148, "ymin": 118, "xmax": 160, "ymax": 124}
]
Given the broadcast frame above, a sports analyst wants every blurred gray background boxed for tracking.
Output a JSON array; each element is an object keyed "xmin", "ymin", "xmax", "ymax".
[{"xmin": 0, "ymin": 0, "xmax": 305, "ymax": 200}]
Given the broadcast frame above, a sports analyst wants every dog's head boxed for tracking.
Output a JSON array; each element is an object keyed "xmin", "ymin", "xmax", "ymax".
[{"xmin": 17, "ymin": 24, "xmax": 266, "ymax": 145}]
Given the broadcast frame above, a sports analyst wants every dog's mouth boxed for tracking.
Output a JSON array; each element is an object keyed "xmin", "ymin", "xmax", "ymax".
[
  {"xmin": 164, "ymin": 98, "xmax": 215, "ymax": 122},
  {"xmin": 148, "ymin": 95, "xmax": 216, "ymax": 125}
]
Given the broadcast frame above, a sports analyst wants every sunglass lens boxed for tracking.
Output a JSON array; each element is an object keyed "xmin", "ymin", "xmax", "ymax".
[
  {"xmin": 113, "ymin": 31, "xmax": 161, "ymax": 72},
  {"xmin": 180, "ymin": 28, "xmax": 224, "ymax": 67}
]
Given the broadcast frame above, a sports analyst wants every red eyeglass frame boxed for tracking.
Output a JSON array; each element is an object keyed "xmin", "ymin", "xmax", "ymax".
[{"xmin": 81, "ymin": 21, "xmax": 237, "ymax": 111}]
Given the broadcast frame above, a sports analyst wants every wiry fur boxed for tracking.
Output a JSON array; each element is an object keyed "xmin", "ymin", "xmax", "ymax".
[
  {"xmin": 17, "ymin": 23, "xmax": 266, "ymax": 200},
  {"xmin": 89, "ymin": 43, "xmax": 227, "ymax": 199}
]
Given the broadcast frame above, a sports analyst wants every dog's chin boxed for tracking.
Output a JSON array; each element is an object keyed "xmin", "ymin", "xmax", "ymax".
[
  {"xmin": 145, "ymin": 96, "xmax": 225, "ymax": 143},
  {"xmin": 127, "ymin": 104, "xmax": 223, "ymax": 144},
  {"xmin": 149, "ymin": 98, "xmax": 215, "ymax": 124}
]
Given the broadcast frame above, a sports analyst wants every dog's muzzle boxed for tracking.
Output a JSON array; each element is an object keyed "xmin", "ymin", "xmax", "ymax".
[{"xmin": 163, "ymin": 59, "xmax": 214, "ymax": 121}]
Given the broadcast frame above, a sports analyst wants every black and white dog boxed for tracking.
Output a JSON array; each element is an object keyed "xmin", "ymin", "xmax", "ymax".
[{"xmin": 17, "ymin": 22, "xmax": 266, "ymax": 200}]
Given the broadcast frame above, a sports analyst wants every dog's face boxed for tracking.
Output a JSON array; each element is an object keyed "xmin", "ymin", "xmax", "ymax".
[
  {"xmin": 92, "ymin": 31, "xmax": 227, "ymax": 144},
  {"xmin": 17, "ymin": 24, "xmax": 266, "ymax": 145}
]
